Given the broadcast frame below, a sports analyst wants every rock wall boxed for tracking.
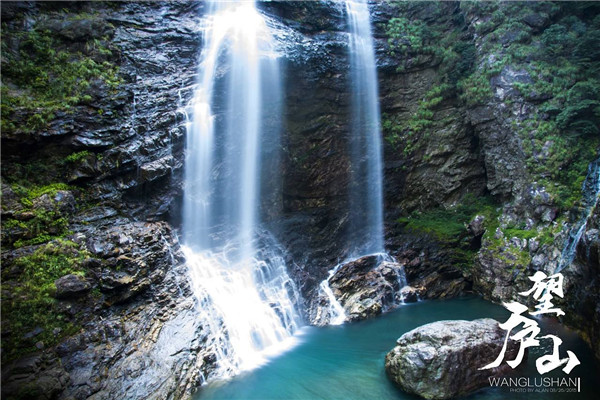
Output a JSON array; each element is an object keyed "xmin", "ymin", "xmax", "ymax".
[{"xmin": 1, "ymin": 2, "xmax": 214, "ymax": 399}]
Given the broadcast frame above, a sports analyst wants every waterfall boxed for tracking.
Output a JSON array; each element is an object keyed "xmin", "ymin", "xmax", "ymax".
[
  {"xmin": 346, "ymin": 0, "xmax": 384, "ymax": 256},
  {"xmin": 555, "ymin": 158, "xmax": 600, "ymax": 273},
  {"xmin": 316, "ymin": 0, "xmax": 388, "ymax": 326},
  {"xmin": 182, "ymin": 0, "xmax": 301, "ymax": 378}
]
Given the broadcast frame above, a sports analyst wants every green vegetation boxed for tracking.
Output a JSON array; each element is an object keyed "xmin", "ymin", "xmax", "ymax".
[
  {"xmin": 386, "ymin": 16, "xmax": 433, "ymax": 71},
  {"xmin": 460, "ymin": 1, "xmax": 600, "ymax": 210},
  {"xmin": 485, "ymin": 236, "xmax": 532, "ymax": 271},
  {"xmin": 397, "ymin": 195, "xmax": 500, "ymax": 270},
  {"xmin": 0, "ymin": 11, "xmax": 112, "ymax": 364},
  {"xmin": 384, "ymin": 84, "xmax": 451, "ymax": 152},
  {"xmin": 2, "ymin": 183, "xmax": 74, "ymax": 248},
  {"xmin": 502, "ymin": 228, "xmax": 538, "ymax": 240},
  {"xmin": 64, "ymin": 150, "xmax": 92, "ymax": 164},
  {"xmin": 12, "ymin": 182, "xmax": 71, "ymax": 202},
  {"xmin": 384, "ymin": 1, "xmax": 600, "ymax": 212},
  {"xmin": 383, "ymin": 3, "xmax": 479, "ymax": 155},
  {"xmin": 1, "ymin": 13, "xmax": 121, "ymax": 134},
  {"xmin": 398, "ymin": 194, "xmax": 499, "ymax": 242},
  {"xmin": 1, "ymin": 240, "xmax": 89, "ymax": 363},
  {"xmin": 506, "ymin": 8, "xmax": 600, "ymax": 209}
]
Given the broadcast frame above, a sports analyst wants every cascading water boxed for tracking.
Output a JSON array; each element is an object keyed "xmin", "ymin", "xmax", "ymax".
[
  {"xmin": 555, "ymin": 158, "xmax": 600, "ymax": 273},
  {"xmin": 319, "ymin": 262, "xmax": 348, "ymax": 325},
  {"xmin": 318, "ymin": 252, "xmax": 408, "ymax": 325},
  {"xmin": 346, "ymin": 0, "xmax": 384, "ymax": 257},
  {"xmin": 317, "ymin": 0, "xmax": 391, "ymax": 325},
  {"xmin": 182, "ymin": 0, "xmax": 301, "ymax": 378}
]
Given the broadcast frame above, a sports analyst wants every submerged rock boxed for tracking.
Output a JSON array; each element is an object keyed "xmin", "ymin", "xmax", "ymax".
[{"xmin": 385, "ymin": 318, "xmax": 521, "ymax": 400}]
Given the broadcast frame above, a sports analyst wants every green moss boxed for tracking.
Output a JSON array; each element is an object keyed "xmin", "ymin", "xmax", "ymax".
[
  {"xmin": 398, "ymin": 211, "xmax": 464, "ymax": 241},
  {"xmin": 386, "ymin": 16, "xmax": 434, "ymax": 71},
  {"xmin": 1, "ymin": 16, "xmax": 122, "ymax": 134},
  {"xmin": 485, "ymin": 236, "xmax": 532, "ymax": 270},
  {"xmin": 64, "ymin": 150, "xmax": 92, "ymax": 164},
  {"xmin": 3, "ymin": 183, "xmax": 74, "ymax": 248},
  {"xmin": 397, "ymin": 195, "xmax": 500, "ymax": 243},
  {"xmin": 384, "ymin": 0, "xmax": 600, "ymax": 179},
  {"xmin": 1, "ymin": 240, "xmax": 89, "ymax": 363},
  {"xmin": 503, "ymin": 228, "xmax": 538, "ymax": 240},
  {"xmin": 383, "ymin": 4, "xmax": 482, "ymax": 153},
  {"xmin": 13, "ymin": 183, "xmax": 71, "ymax": 201},
  {"xmin": 384, "ymin": 84, "xmax": 453, "ymax": 154},
  {"xmin": 458, "ymin": 72, "xmax": 493, "ymax": 106},
  {"xmin": 494, "ymin": 7, "xmax": 600, "ymax": 210},
  {"xmin": 396, "ymin": 195, "xmax": 500, "ymax": 272},
  {"xmin": 8, "ymin": 211, "xmax": 69, "ymax": 248}
]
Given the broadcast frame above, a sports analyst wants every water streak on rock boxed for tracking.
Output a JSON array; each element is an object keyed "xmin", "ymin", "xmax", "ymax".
[{"xmin": 555, "ymin": 158, "xmax": 600, "ymax": 273}]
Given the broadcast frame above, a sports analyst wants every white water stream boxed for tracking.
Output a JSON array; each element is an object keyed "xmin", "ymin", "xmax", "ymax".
[
  {"xmin": 317, "ymin": 0, "xmax": 392, "ymax": 326},
  {"xmin": 182, "ymin": 0, "xmax": 301, "ymax": 378},
  {"xmin": 346, "ymin": 0, "xmax": 385, "ymax": 256}
]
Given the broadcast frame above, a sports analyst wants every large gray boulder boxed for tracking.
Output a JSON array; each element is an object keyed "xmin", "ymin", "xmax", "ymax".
[{"xmin": 385, "ymin": 318, "xmax": 521, "ymax": 400}]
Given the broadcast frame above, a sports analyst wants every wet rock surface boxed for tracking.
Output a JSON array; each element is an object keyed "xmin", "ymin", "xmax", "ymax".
[
  {"xmin": 389, "ymin": 241, "xmax": 471, "ymax": 300},
  {"xmin": 1, "ymin": 2, "xmax": 209, "ymax": 397},
  {"xmin": 54, "ymin": 274, "xmax": 92, "ymax": 299},
  {"xmin": 399, "ymin": 285, "xmax": 424, "ymax": 303},
  {"xmin": 1, "ymin": 355, "xmax": 70, "ymax": 400},
  {"xmin": 385, "ymin": 318, "xmax": 521, "ymax": 400},
  {"xmin": 327, "ymin": 255, "xmax": 406, "ymax": 321},
  {"xmin": 1, "ymin": 221, "xmax": 217, "ymax": 400}
]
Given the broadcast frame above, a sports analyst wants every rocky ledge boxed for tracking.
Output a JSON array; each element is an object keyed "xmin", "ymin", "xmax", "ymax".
[
  {"xmin": 385, "ymin": 318, "xmax": 521, "ymax": 400},
  {"xmin": 1, "ymin": 221, "xmax": 219, "ymax": 400},
  {"xmin": 328, "ymin": 254, "xmax": 408, "ymax": 322}
]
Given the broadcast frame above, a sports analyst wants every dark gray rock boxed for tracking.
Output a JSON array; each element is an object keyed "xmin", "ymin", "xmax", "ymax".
[
  {"xmin": 385, "ymin": 318, "xmax": 521, "ymax": 400},
  {"xmin": 326, "ymin": 255, "xmax": 406, "ymax": 322},
  {"xmin": 54, "ymin": 221, "xmax": 218, "ymax": 400},
  {"xmin": 1, "ymin": 183, "xmax": 25, "ymax": 218},
  {"xmin": 139, "ymin": 155, "xmax": 174, "ymax": 183},
  {"xmin": 52, "ymin": 191, "xmax": 76, "ymax": 214},
  {"xmin": 1, "ymin": 355, "xmax": 70, "ymax": 400},
  {"xmin": 521, "ymin": 13, "xmax": 549, "ymax": 32},
  {"xmin": 54, "ymin": 274, "xmax": 92, "ymax": 299},
  {"xmin": 468, "ymin": 215, "xmax": 486, "ymax": 237},
  {"xmin": 67, "ymin": 153, "xmax": 99, "ymax": 182},
  {"xmin": 388, "ymin": 243, "xmax": 470, "ymax": 301},
  {"xmin": 84, "ymin": 221, "xmax": 180, "ymax": 305},
  {"xmin": 38, "ymin": 14, "xmax": 114, "ymax": 41},
  {"xmin": 23, "ymin": 326, "xmax": 45, "ymax": 340}
]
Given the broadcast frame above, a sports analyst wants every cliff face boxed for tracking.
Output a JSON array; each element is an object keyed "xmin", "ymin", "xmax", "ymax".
[
  {"xmin": 1, "ymin": 1, "xmax": 599, "ymax": 399},
  {"xmin": 1, "ymin": 2, "xmax": 215, "ymax": 398},
  {"xmin": 375, "ymin": 1, "xmax": 600, "ymax": 358}
]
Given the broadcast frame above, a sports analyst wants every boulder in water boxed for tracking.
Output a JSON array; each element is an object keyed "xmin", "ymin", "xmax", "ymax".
[
  {"xmin": 328, "ymin": 255, "xmax": 406, "ymax": 321},
  {"xmin": 385, "ymin": 318, "xmax": 521, "ymax": 400}
]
